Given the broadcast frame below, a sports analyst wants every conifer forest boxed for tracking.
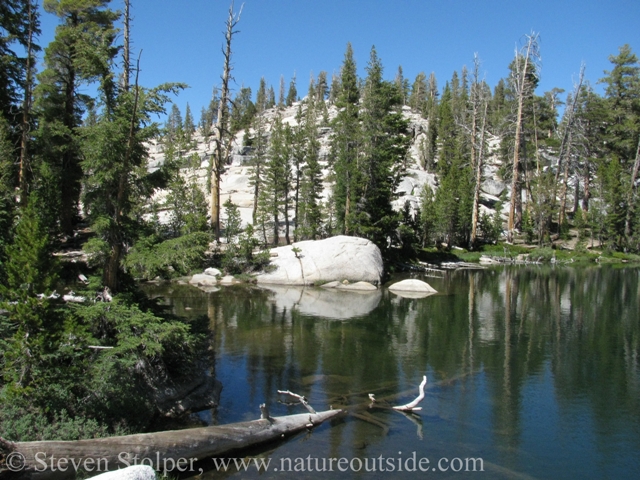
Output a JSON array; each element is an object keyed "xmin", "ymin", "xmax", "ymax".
[{"xmin": 1, "ymin": 0, "xmax": 640, "ymax": 453}]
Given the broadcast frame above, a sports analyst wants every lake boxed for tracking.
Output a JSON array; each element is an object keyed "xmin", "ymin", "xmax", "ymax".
[{"xmin": 143, "ymin": 265, "xmax": 640, "ymax": 479}]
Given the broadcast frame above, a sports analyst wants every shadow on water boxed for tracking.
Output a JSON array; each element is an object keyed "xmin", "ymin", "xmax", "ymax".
[{"xmin": 143, "ymin": 265, "xmax": 640, "ymax": 479}]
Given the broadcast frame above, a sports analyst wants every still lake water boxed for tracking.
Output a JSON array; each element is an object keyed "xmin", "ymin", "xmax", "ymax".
[{"xmin": 144, "ymin": 266, "xmax": 640, "ymax": 479}]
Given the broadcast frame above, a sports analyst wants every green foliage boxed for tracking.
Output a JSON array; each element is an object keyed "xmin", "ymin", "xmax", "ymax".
[
  {"xmin": 257, "ymin": 114, "xmax": 292, "ymax": 245},
  {"xmin": 0, "ymin": 405, "xmax": 118, "ymax": 442},
  {"xmin": 1, "ymin": 292, "xmax": 208, "ymax": 440},
  {"xmin": 521, "ymin": 209, "xmax": 535, "ymax": 244},
  {"xmin": 124, "ymin": 232, "xmax": 212, "ymax": 280},
  {"xmin": 229, "ymin": 86, "xmax": 256, "ymax": 134},
  {"xmin": 286, "ymin": 74, "xmax": 298, "ymax": 106},
  {"xmin": 221, "ymin": 224, "xmax": 271, "ymax": 275},
  {"xmin": 223, "ymin": 198, "xmax": 242, "ymax": 244},
  {"xmin": 0, "ymin": 117, "xmax": 16, "ymax": 278},
  {"xmin": 165, "ymin": 169, "xmax": 208, "ymax": 236},
  {"xmin": 479, "ymin": 210, "xmax": 504, "ymax": 244},
  {"xmin": 1, "ymin": 199, "xmax": 58, "ymax": 300}
]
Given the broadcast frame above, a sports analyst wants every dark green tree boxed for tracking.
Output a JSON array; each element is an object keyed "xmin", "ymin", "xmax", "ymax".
[
  {"xmin": 229, "ymin": 86, "xmax": 255, "ymax": 134},
  {"xmin": 183, "ymin": 102, "xmax": 195, "ymax": 143},
  {"xmin": 286, "ymin": 73, "xmax": 297, "ymax": 106},
  {"xmin": 351, "ymin": 46, "xmax": 410, "ymax": 251},
  {"xmin": 330, "ymin": 42, "xmax": 360, "ymax": 235},
  {"xmin": 34, "ymin": 0, "xmax": 119, "ymax": 236}
]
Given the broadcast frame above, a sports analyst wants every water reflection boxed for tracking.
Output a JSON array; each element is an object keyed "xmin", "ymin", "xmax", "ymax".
[
  {"xmin": 257, "ymin": 284, "xmax": 382, "ymax": 320},
  {"xmin": 143, "ymin": 266, "xmax": 640, "ymax": 479}
]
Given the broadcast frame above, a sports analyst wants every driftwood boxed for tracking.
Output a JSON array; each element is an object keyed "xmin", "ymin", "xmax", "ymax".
[
  {"xmin": 277, "ymin": 390, "xmax": 316, "ymax": 414},
  {"xmin": 392, "ymin": 375, "xmax": 427, "ymax": 411},
  {"xmin": 0, "ymin": 409, "xmax": 344, "ymax": 480}
]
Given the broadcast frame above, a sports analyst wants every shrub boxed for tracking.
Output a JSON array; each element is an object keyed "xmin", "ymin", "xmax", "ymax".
[{"xmin": 125, "ymin": 232, "xmax": 212, "ymax": 280}]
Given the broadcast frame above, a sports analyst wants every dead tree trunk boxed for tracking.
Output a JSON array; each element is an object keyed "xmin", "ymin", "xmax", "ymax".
[
  {"xmin": 211, "ymin": 2, "xmax": 242, "ymax": 241},
  {"xmin": 18, "ymin": 0, "xmax": 36, "ymax": 204},
  {"xmin": 507, "ymin": 33, "xmax": 539, "ymax": 242},
  {"xmin": 1, "ymin": 410, "xmax": 343, "ymax": 480},
  {"xmin": 553, "ymin": 65, "xmax": 584, "ymax": 228},
  {"xmin": 122, "ymin": 0, "xmax": 130, "ymax": 91},
  {"xmin": 470, "ymin": 102, "xmax": 488, "ymax": 248},
  {"xmin": 558, "ymin": 129, "xmax": 574, "ymax": 227},
  {"xmin": 624, "ymin": 136, "xmax": 640, "ymax": 239}
]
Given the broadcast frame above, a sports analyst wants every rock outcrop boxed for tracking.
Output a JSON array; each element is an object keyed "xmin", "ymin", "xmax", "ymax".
[{"xmin": 255, "ymin": 236, "xmax": 383, "ymax": 286}]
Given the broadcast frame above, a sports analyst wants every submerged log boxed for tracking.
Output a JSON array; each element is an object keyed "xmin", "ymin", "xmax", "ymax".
[{"xmin": 0, "ymin": 409, "xmax": 344, "ymax": 480}]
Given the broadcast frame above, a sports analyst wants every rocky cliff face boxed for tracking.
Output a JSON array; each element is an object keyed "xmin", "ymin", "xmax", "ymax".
[{"xmin": 146, "ymin": 100, "xmax": 508, "ymax": 228}]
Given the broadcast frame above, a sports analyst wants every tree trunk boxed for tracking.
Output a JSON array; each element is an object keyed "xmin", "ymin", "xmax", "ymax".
[
  {"xmin": 211, "ymin": 3, "xmax": 242, "ymax": 241},
  {"xmin": 1, "ymin": 410, "xmax": 344, "ymax": 480},
  {"xmin": 558, "ymin": 130, "xmax": 574, "ymax": 227},
  {"xmin": 122, "ymin": 0, "xmax": 130, "ymax": 91},
  {"xmin": 624, "ymin": 136, "xmax": 640, "ymax": 239},
  {"xmin": 507, "ymin": 51, "xmax": 530, "ymax": 242},
  {"xmin": 507, "ymin": 34, "xmax": 540, "ymax": 242},
  {"xmin": 18, "ymin": 0, "xmax": 35, "ymax": 205},
  {"xmin": 470, "ymin": 102, "xmax": 488, "ymax": 248}
]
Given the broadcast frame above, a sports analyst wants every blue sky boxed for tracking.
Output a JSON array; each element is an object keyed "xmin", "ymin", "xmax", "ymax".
[{"xmin": 37, "ymin": 0, "xmax": 640, "ymax": 120}]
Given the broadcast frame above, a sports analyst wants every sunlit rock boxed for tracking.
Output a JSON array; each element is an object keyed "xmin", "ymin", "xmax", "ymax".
[
  {"xmin": 256, "ymin": 235, "xmax": 383, "ymax": 286},
  {"xmin": 389, "ymin": 278, "xmax": 437, "ymax": 298},
  {"xmin": 189, "ymin": 274, "xmax": 217, "ymax": 286}
]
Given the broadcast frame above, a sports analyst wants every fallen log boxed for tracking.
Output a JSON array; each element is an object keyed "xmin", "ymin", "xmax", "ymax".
[{"xmin": 0, "ymin": 409, "xmax": 344, "ymax": 480}]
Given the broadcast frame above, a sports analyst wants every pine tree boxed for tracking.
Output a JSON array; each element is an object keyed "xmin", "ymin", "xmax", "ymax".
[
  {"xmin": 600, "ymin": 44, "xmax": 640, "ymax": 165},
  {"xmin": 286, "ymin": 73, "xmax": 298, "ymax": 106},
  {"xmin": 255, "ymin": 77, "xmax": 267, "ymax": 112},
  {"xmin": 248, "ymin": 109, "xmax": 269, "ymax": 224},
  {"xmin": 266, "ymin": 85, "xmax": 276, "ymax": 109},
  {"xmin": 81, "ymin": 39, "xmax": 186, "ymax": 290},
  {"xmin": 353, "ymin": 46, "xmax": 410, "ymax": 250},
  {"xmin": 183, "ymin": 102, "xmax": 195, "ymax": 143},
  {"xmin": 229, "ymin": 86, "xmax": 255, "ymax": 134},
  {"xmin": 34, "ymin": 0, "xmax": 119, "ymax": 236},
  {"xmin": 330, "ymin": 43, "xmax": 360, "ymax": 235},
  {"xmin": 164, "ymin": 103, "xmax": 183, "ymax": 144},
  {"xmin": 199, "ymin": 88, "xmax": 219, "ymax": 143},
  {"xmin": 409, "ymin": 72, "xmax": 428, "ymax": 115},
  {"xmin": 259, "ymin": 114, "xmax": 291, "ymax": 245}
]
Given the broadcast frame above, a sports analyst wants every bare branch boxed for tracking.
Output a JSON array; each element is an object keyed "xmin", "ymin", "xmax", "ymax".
[
  {"xmin": 392, "ymin": 375, "xmax": 427, "ymax": 411},
  {"xmin": 277, "ymin": 390, "xmax": 317, "ymax": 414}
]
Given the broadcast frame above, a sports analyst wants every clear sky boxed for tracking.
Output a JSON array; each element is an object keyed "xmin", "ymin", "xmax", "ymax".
[{"xmin": 37, "ymin": 0, "xmax": 640, "ymax": 120}]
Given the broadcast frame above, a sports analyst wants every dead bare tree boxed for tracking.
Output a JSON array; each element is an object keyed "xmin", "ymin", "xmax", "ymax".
[
  {"xmin": 469, "ymin": 54, "xmax": 489, "ymax": 248},
  {"xmin": 507, "ymin": 32, "xmax": 540, "ymax": 242},
  {"xmin": 554, "ymin": 64, "xmax": 585, "ymax": 227},
  {"xmin": 122, "ymin": 0, "xmax": 131, "ymax": 91},
  {"xmin": 625, "ymin": 136, "xmax": 640, "ymax": 239},
  {"xmin": 18, "ymin": 0, "xmax": 37, "ymax": 204},
  {"xmin": 210, "ymin": 2, "xmax": 243, "ymax": 241}
]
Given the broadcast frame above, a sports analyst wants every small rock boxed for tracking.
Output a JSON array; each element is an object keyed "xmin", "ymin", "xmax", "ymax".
[
  {"xmin": 337, "ymin": 281, "xmax": 377, "ymax": 291},
  {"xmin": 204, "ymin": 267, "xmax": 221, "ymax": 277},
  {"xmin": 388, "ymin": 279, "xmax": 437, "ymax": 293},
  {"xmin": 219, "ymin": 275, "xmax": 236, "ymax": 285},
  {"xmin": 320, "ymin": 281, "xmax": 341, "ymax": 288},
  {"xmin": 89, "ymin": 465, "xmax": 156, "ymax": 480},
  {"xmin": 189, "ymin": 274, "xmax": 218, "ymax": 287}
]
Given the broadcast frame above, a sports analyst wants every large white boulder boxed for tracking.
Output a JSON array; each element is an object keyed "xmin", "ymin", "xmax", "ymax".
[{"xmin": 256, "ymin": 235, "xmax": 383, "ymax": 286}]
